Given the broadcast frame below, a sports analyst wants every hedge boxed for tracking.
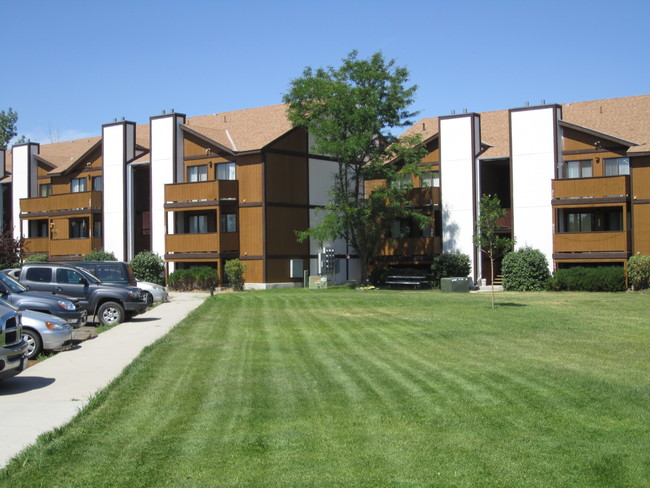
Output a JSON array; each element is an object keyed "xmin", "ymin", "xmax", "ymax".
[
  {"xmin": 168, "ymin": 267, "xmax": 219, "ymax": 291},
  {"xmin": 548, "ymin": 266, "xmax": 626, "ymax": 292},
  {"xmin": 502, "ymin": 247, "xmax": 550, "ymax": 291}
]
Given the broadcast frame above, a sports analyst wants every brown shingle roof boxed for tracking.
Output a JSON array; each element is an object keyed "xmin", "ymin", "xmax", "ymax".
[
  {"xmin": 40, "ymin": 137, "xmax": 102, "ymax": 174},
  {"xmin": 479, "ymin": 110, "xmax": 510, "ymax": 159},
  {"xmin": 184, "ymin": 104, "xmax": 292, "ymax": 152}
]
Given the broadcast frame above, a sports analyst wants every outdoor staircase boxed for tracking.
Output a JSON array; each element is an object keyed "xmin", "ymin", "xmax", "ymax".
[{"xmin": 493, "ymin": 275, "xmax": 504, "ymax": 286}]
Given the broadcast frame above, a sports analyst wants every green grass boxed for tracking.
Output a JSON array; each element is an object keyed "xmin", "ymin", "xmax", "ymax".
[{"xmin": 3, "ymin": 289, "xmax": 650, "ymax": 487}]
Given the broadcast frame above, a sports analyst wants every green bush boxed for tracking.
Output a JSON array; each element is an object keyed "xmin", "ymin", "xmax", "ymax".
[
  {"xmin": 548, "ymin": 266, "xmax": 626, "ymax": 292},
  {"xmin": 168, "ymin": 267, "xmax": 219, "ymax": 292},
  {"xmin": 131, "ymin": 251, "xmax": 165, "ymax": 285},
  {"xmin": 502, "ymin": 247, "xmax": 550, "ymax": 291},
  {"xmin": 225, "ymin": 259, "xmax": 247, "ymax": 292},
  {"xmin": 84, "ymin": 250, "xmax": 117, "ymax": 261},
  {"xmin": 627, "ymin": 255, "xmax": 650, "ymax": 290},
  {"xmin": 25, "ymin": 253, "xmax": 49, "ymax": 263},
  {"xmin": 431, "ymin": 252, "xmax": 471, "ymax": 287}
]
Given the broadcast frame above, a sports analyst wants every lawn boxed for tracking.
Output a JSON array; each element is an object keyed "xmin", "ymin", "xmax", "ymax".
[{"xmin": 2, "ymin": 288, "xmax": 649, "ymax": 487}]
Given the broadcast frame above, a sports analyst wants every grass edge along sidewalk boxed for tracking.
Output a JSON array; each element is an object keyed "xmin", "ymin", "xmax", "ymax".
[{"xmin": 1, "ymin": 288, "xmax": 649, "ymax": 487}]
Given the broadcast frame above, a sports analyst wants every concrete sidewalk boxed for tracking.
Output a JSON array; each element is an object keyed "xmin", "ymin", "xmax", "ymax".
[{"xmin": 0, "ymin": 292, "xmax": 208, "ymax": 468}]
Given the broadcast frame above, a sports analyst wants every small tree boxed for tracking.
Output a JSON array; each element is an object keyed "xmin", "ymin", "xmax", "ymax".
[
  {"xmin": 502, "ymin": 247, "xmax": 550, "ymax": 291},
  {"xmin": 431, "ymin": 251, "xmax": 471, "ymax": 287},
  {"xmin": 225, "ymin": 259, "xmax": 247, "ymax": 292},
  {"xmin": 0, "ymin": 232, "xmax": 22, "ymax": 269},
  {"xmin": 84, "ymin": 250, "xmax": 117, "ymax": 261},
  {"xmin": 627, "ymin": 255, "xmax": 650, "ymax": 290},
  {"xmin": 131, "ymin": 251, "xmax": 165, "ymax": 285},
  {"xmin": 0, "ymin": 108, "xmax": 19, "ymax": 149},
  {"xmin": 474, "ymin": 194, "xmax": 514, "ymax": 308}
]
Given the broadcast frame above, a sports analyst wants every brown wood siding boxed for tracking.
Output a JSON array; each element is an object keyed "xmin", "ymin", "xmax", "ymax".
[
  {"xmin": 51, "ymin": 218, "xmax": 69, "ymax": 239},
  {"xmin": 49, "ymin": 237, "xmax": 102, "ymax": 257},
  {"xmin": 242, "ymin": 259, "xmax": 263, "ymax": 283},
  {"xmin": 421, "ymin": 147, "xmax": 440, "ymax": 164},
  {"xmin": 632, "ymin": 156, "xmax": 650, "ymax": 200},
  {"xmin": 267, "ymin": 127, "xmax": 307, "ymax": 152},
  {"xmin": 554, "ymin": 232, "xmax": 628, "ymax": 253},
  {"xmin": 183, "ymin": 132, "xmax": 226, "ymax": 159},
  {"xmin": 552, "ymin": 176, "xmax": 629, "ymax": 200},
  {"xmin": 239, "ymin": 206, "xmax": 263, "ymax": 257},
  {"xmin": 265, "ymin": 206, "xmax": 309, "ymax": 256},
  {"xmin": 166, "ymin": 233, "xmax": 219, "ymax": 253},
  {"xmin": 632, "ymin": 204, "xmax": 650, "ymax": 254},
  {"xmin": 380, "ymin": 237, "xmax": 442, "ymax": 256},
  {"xmin": 266, "ymin": 258, "xmax": 303, "ymax": 283},
  {"xmin": 23, "ymin": 237, "xmax": 48, "ymax": 253},
  {"xmin": 21, "ymin": 191, "xmax": 102, "ymax": 214},
  {"xmin": 562, "ymin": 128, "xmax": 629, "ymax": 154},
  {"xmin": 264, "ymin": 152, "xmax": 308, "ymax": 204},
  {"xmin": 237, "ymin": 156, "xmax": 263, "ymax": 203},
  {"xmin": 164, "ymin": 180, "xmax": 238, "ymax": 204}
]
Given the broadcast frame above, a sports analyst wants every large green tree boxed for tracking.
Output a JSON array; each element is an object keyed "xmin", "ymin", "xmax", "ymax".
[
  {"xmin": 283, "ymin": 51, "xmax": 427, "ymax": 283},
  {"xmin": 474, "ymin": 194, "xmax": 514, "ymax": 308},
  {"xmin": 0, "ymin": 107, "xmax": 19, "ymax": 149}
]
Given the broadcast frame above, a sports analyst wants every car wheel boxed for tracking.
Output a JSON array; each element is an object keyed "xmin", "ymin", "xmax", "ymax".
[
  {"xmin": 22, "ymin": 329, "xmax": 43, "ymax": 360},
  {"xmin": 143, "ymin": 291, "xmax": 154, "ymax": 307},
  {"xmin": 97, "ymin": 301, "xmax": 125, "ymax": 326}
]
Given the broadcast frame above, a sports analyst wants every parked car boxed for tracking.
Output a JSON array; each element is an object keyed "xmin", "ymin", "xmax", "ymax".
[
  {"xmin": 70, "ymin": 261, "xmax": 168, "ymax": 306},
  {"xmin": 18, "ymin": 263, "xmax": 148, "ymax": 326},
  {"xmin": 0, "ymin": 308, "xmax": 27, "ymax": 380},
  {"xmin": 0, "ymin": 298, "xmax": 73, "ymax": 360},
  {"xmin": 2, "ymin": 268, "xmax": 20, "ymax": 280},
  {"xmin": 0, "ymin": 272, "xmax": 87, "ymax": 327}
]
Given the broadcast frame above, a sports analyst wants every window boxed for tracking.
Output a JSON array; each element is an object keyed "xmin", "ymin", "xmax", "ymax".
[
  {"xmin": 188, "ymin": 165, "xmax": 208, "ymax": 182},
  {"xmin": 25, "ymin": 267, "xmax": 52, "ymax": 283},
  {"xmin": 567, "ymin": 212, "xmax": 594, "ymax": 232},
  {"xmin": 421, "ymin": 171, "xmax": 440, "ymax": 188},
  {"xmin": 188, "ymin": 214, "xmax": 208, "ymax": 234},
  {"xmin": 93, "ymin": 219, "xmax": 103, "ymax": 238},
  {"xmin": 604, "ymin": 157, "xmax": 630, "ymax": 176},
  {"xmin": 56, "ymin": 269, "xmax": 84, "ymax": 284},
  {"xmin": 220, "ymin": 213, "xmax": 237, "ymax": 233},
  {"xmin": 565, "ymin": 160, "xmax": 592, "ymax": 179},
  {"xmin": 71, "ymin": 177, "xmax": 87, "ymax": 193},
  {"xmin": 393, "ymin": 174, "xmax": 412, "ymax": 189},
  {"xmin": 69, "ymin": 218, "xmax": 89, "ymax": 238},
  {"xmin": 92, "ymin": 176, "xmax": 103, "ymax": 191},
  {"xmin": 39, "ymin": 183, "xmax": 52, "ymax": 197},
  {"xmin": 28, "ymin": 220, "xmax": 48, "ymax": 238},
  {"xmin": 216, "ymin": 162, "xmax": 236, "ymax": 180}
]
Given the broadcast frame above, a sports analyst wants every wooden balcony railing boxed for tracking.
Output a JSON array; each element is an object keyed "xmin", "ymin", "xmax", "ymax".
[
  {"xmin": 380, "ymin": 237, "xmax": 442, "ymax": 256},
  {"xmin": 48, "ymin": 238, "xmax": 102, "ymax": 257},
  {"xmin": 406, "ymin": 187, "xmax": 441, "ymax": 206},
  {"xmin": 166, "ymin": 232, "xmax": 239, "ymax": 254},
  {"xmin": 554, "ymin": 231, "xmax": 628, "ymax": 253},
  {"xmin": 552, "ymin": 176, "xmax": 629, "ymax": 201},
  {"xmin": 20, "ymin": 191, "xmax": 102, "ymax": 215},
  {"xmin": 165, "ymin": 180, "xmax": 238, "ymax": 204},
  {"xmin": 23, "ymin": 237, "xmax": 49, "ymax": 254}
]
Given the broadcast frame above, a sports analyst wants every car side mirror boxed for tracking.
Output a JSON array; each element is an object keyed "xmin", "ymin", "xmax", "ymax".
[{"xmin": 79, "ymin": 278, "xmax": 89, "ymax": 285}]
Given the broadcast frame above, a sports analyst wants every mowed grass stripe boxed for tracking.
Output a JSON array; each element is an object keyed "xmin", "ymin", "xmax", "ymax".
[{"xmin": 2, "ymin": 288, "xmax": 650, "ymax": 487}]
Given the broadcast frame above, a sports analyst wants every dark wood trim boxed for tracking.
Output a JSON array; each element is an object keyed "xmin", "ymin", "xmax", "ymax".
[
  {"xmin": 240, "ymin": 255, "xmax": 263, "ymax": 260},
  {"xmin": 553, "ymin": 251, "xmax": 629, "ymax": 260},
  {"xmin": 164, "ymin": 200, "xmax": 222, "ymax": 209},
  {"xmin": 181, "ymin": 125, "xmax": 235, "ymax": 156},
  {"xmin": 264, "ymin": 147, "xmax": 338, "ymax": 162},
  {"xmin": 21, "ymin": 208, "xmax": 102, "ymax": 218},
  {"xmin": 562, "ymin": 148, "xmax": 626, "ymax": 156},
  {"xmin": 239, "ymin": 201, "xmax": 263, "ymax": 208},
  {"xmin": 165, "ymin": 252, "xmax": 226, "ymax": 260},
  {"xmin": 552, "ymin": 196, "xmax": 628, "ymax": 206},
  {"xmin": 633, "ymin": 199, "xmax": 650, "ymax": 205},
  {"xmin": 262, "ymin": 151, "xmax": 267, "ymax": 283}
]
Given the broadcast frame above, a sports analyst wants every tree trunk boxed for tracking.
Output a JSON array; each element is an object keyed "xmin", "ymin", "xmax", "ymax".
[{"xmin": 490, "ymin": 255, "xmax": 495, "ymax": 309}]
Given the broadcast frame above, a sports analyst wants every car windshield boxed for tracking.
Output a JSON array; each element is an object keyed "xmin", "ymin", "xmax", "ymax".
[
  {"xmin": 0, "ymin": 273, "xmax": 28, "ymax": 293},
  {"xmin": 0, "ymin": 296, "xmax": 19, "ymax": 311},
  {"xmin": 74, "ymin": 267, "xmax": 101, "ymax": 284}
]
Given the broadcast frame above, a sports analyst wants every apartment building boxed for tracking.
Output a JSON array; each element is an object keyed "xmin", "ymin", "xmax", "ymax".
[{"xmin": 3, "ymin": 95, "xmax": 648, "ymax": 287}]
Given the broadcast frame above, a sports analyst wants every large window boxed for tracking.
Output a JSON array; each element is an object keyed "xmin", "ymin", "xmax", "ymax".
[
  {"xmin": 220, "ymin": 213, "xmax": 237, "ymax": 233},
  {"xmin": 69, "ymin": 218, "xmax": 89, "ymax": 238},
  {"xmin": 28, "ymin": 220, "xmax": 48, "ymax": 238},
  {"xmin": 92, "ymin": 176, "xmax": 103, "ymax": 191},
  {"xmin": 71, "ymin": 178, "xmax": 87, "ymax": 193},
  {"xmin": 604, "ymin": 157, "xmax": 630, "ymax": 176},
  {"xmin": 566, "ymin": 212, "xmax": 594, "ymax": 232},
  {"xmin": 188, "ymin": 165, "xmax": 208, "ymax": 182},
  {"xmin": 564, "ymin": 160, "xmax": 592, "ymax": 179},
  {"xmin": 188, "ymin": 214, "xmax": 208, "ymax": 234},
  {"xmin": 216, "ymin": 162, "xmax": 236, "ymax": 180},
  {"xmin": 562, "ymin": 208, "xmax": 623, "ymax": 233},
  {"xmin": 420, "ymin": 171, "xmax": 440, "ymax": 188},
  {"xmin": 39, "ymin": 183, "xmax": 52, "ymax": 197}
]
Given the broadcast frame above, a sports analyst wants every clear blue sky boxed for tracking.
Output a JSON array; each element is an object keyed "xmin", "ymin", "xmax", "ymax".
[{"xmin": 2, "ymin": 0, "xmax": 649, "ymax": 144}]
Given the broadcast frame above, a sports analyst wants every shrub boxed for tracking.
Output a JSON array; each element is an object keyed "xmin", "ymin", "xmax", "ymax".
[
  {"xmin": 84, "ymin": 250, "xmax": 117, "ymax": 261},
  {"xmin": 627, "ymin": 255, "xmax": 650, "ymax": 290},
  {"xmin": 502, "ymin": 247, "xmax": 550, "ymax": 291},
  {"xmin": 25, "ymin": 253, "xmax": 49, "ymax": 263},
  {"xmin": 0, "ymin": 232, "xmax": 22, "ymax": 269},
  {"xmin": 431, "ymin": 252, "xmax": 471, "ymax": 287},
  {"xmin": 167, "ymin": 267, "xmax": 219, "ymax": 292},
  {"xmin": 548, "ymin": 266, "xmax": 626, "ymax": 292},
  {"xmin": 131, "ymin": 251, "xmax": 165, "ymax": 285},
  {"xmin": 225, "ymin": 259, "xmax": 247, "ymax": 292}
]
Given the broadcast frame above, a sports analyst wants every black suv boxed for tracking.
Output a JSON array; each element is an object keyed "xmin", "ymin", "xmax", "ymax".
[
  {"xmin": 18, "ymin": 263, "xmax": 148, "ymax": 326},
  {"xmin": 0, "ymin": 272, "xmax": 87, "ymax": 327}
]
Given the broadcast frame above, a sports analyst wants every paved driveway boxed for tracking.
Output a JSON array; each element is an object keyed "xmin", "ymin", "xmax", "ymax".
[{"xmin": 0, "ymin": 292, "xmax": 208, "ymax": 468}]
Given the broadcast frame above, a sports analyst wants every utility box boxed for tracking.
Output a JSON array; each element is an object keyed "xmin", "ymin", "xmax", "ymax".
[
  {"xmin": 289, "ymin": 259, "xmax": 304, "ymax": 279},
  {"xmin": 440, "ymin": 277, "xmax": 470, "ymax": 293}
]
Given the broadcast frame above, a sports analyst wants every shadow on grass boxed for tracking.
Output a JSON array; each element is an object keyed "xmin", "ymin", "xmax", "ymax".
[{"xmin": 495, "ymin": 302, "xmax": 527, "ymax": 307}]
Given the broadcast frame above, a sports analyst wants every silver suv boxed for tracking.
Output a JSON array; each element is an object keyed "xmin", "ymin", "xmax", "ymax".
[{"xmin": 0, "ymin": 309, "xmax": 28, "ymax": 380}]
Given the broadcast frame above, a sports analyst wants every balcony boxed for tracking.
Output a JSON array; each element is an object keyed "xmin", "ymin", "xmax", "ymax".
[
  {"xmin": 554, "ymin": 231, "xmax": 629, "ymax": 253},
  {"xmin": 166, "ymin": 232, "xmax": 239, "ymax": 254},
  {"xmin": 164, "ymin": 180, "xmax": 238, "ymax": 207},
  {"xmin": 380, "ymin": 237, "xmax": 442, "ymax": 256},
  {"xmin": 552, "ymin": 176, "xmax": 629, "ymax": 202},
  {"xmin": 23, "ymin": 237, "xmax": 49, "ymax": 254},
  {"xmin": 406, "ymin": 187, "xmax": 441, "ymax": 207},
  {"xmin": 20, "ymin": 191, "xmax": 102, "ymax": 216},
  {"xmin": 49, "ymin": 238, "xmax": 102, "ymax": 257}
]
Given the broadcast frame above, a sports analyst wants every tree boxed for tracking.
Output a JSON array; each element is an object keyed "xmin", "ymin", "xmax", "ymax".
[
  {"xmin": 0, "ymin": 108, "xmax": 19, "ymax": 149},
  {"xmin": 0, "ymin": 232, "xmax": 23, "ymax": 269},
  {"xmin": 131, "ymin": 251, "xmax": 165, "ymax": 285},
  {"xmin": 283, "ymin": 51, "xmax": 427, "ymax": 283},
  {"xmin": 473, "ymin": 194, "xmax": 514, "ymax": 308},
  {"xmin": 225, "ymin": 259, "xmax": 247, "ymax": 292}
]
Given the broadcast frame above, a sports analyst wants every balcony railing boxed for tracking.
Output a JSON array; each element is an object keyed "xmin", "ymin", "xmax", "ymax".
[
  {"xmin": 23, "ymin": 237, "xmax": 49, "ymax": 254},
  {"xmin": 406, "ymin": 187, "xmax": 441, "ymax": 207},
  {"xmin": 380, "ymin": 237, "xmax": 442, "ymax": 256},
  {"xmin": 166, "ymin": 232, "xmax": 239, "ymax": 254},
  {"xmin": 48, "ymin": 238, "xmax": 102, "ymax": 257},
  {"xmin": 20, "ymin": 191, "xmax": 102, "ymax": 215},
  {"xmin": 164, "ymin": 180, "xmax": 238, "ymax": 205},
  {"xmin": 554, "ymin": 231, "xmax": 628, "ymax": 253},
  {"xmin": 552, "ymin": 176, "xmax": 629, "ymax": 201}
]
